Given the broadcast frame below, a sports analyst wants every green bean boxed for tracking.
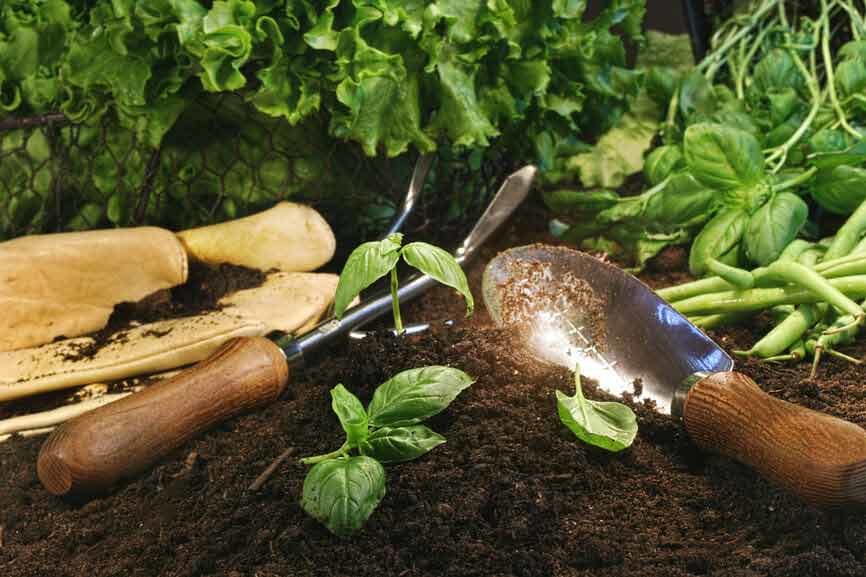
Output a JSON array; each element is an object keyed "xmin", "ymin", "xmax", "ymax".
[
  {"xmin": 672, "ymin": 275, "xmax": 866, "ymax": 316},
  {"xmin": 818, "ymin": 260, "xmax": 866, "ymax": 278},
  {"xmin": 824, "ymin": 197, "xmax": 866, "ymax": 260},
  {"xmin": 778, "ymin": 239, "xmax": 813, "ymax": 262},
  {"xmin": 705, "ymin": 258, "xmax": 754, "ymax": 289},
  {"xmin": 765, "ymin": 261, "xmax": 864, "ymax": 323},
  {"xmin": 760, "ymin": 338, "xmax": 805, "ymax": 363},
  {"xmin": 733, "ymin": 303, "xmax": 819, "ymax": 358},
  {"xmin": 656, "ymin": 277, "xmax": 733, "ymax": 303},
  {"xmin": 769, "ymin": 305, "xmax": 796, "ymax": 321},
  {"xmin": 689, "ymin": 312, "xmax": 751, "ymax": 330},
  {"xmin": 798, "ymin": 247, "xmax": 825, "ymax": 267},
  {"xmin": 852, "ymin": 234, "xmax": 866, "ymax": 255},
  {"xmin": 659, "ymin": 251, "xmax": 866, "ymax": 305},
  {"xmin": 815, "ymin": 253, "xmax": 866, "ymax": 273}
]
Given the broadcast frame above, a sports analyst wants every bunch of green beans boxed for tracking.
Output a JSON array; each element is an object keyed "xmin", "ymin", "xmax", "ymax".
[{"xmin": 657, "ymin": 199, "xmax": 866, "ymax": 377}]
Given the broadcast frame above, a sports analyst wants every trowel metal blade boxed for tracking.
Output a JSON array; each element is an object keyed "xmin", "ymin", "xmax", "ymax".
[{"xmin": 482, "ymin": 244, "xmax": 733, "ymax": 414}]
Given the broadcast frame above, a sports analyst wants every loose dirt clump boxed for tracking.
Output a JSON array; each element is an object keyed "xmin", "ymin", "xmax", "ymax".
[{"xmin": 494, "ymin": 253, "xmax": 608, "ymax": 352}]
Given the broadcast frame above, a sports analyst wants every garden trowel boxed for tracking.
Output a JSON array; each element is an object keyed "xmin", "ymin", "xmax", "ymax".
[
  {"xmin": 36, "ymin": 165, "xmax": 537, "ymax": 498},
  {"xmin": 483, "ymin": 243, "xmax": 866, "ymax": 509}
]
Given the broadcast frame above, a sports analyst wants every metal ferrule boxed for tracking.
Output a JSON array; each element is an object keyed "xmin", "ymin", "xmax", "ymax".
[{"xmin": 671, "ymin": 372, "xmax": 710, "ymax": 420}]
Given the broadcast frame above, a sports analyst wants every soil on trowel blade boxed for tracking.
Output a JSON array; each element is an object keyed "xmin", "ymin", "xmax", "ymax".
[
  {"xmin": 3, "ymin": 201, "xmax": 866, "ymax": 577},
  {"xmin": 493, "ymin": 246, "xmax": 608, "ymax": 351}
]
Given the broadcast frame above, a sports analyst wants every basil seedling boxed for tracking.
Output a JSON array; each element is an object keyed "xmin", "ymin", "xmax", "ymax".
[
  {"xmin": 556, "ymin": 364, "xmax": 638, "ymax": 452},
  {"xmin": 333, "ymin": 233, "xmax": 473, "ymax": 334},
  {"xmin": 300, "ymin": 366, "xmax": 474, "ymax": 536}
]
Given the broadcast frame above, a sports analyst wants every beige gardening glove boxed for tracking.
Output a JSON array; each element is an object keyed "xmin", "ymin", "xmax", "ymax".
[
  {"xmin": 0, "ymin": 202, "xmax": 336, "ymax": 354},
  {"xmin": 0, "ymin": 311, "xmax": 267, "ymax": 402},
  {"xmin": 177, "ymin": 201, "xmax": 336, "ymax": 271},
  {"xmin": 0, "ymin": 227, "xmax": 187, "ymax": 353},
  {"xmin": 220, "ymin": 272, "xmax": 339, "ymax": 333},
  {"xmin": 0, "ymin": 271, "xmax": 339, "ymax": 403}
]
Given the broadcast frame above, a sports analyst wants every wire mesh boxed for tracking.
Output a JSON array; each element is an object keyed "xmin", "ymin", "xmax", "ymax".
[{"xmin": 0, "ymin": 92, "xmax": 423, "ymax": 247}]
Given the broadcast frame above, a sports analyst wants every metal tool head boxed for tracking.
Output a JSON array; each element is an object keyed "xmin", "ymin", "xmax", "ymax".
[{"xmin": 482, "ymin": 244, "xmax": 733, "ymax": 414}]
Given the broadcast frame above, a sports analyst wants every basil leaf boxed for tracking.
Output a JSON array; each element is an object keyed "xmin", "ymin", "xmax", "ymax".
[
  {"xmin": 840, "ymin": 40, "xmax": 866, "ymax": 61},
  {"xmin": 767, "ymin": 88, "xmax": 801, "ymax": 126},
  {"xmin": 812, "ymin": 166, "xmax": 866, "ymax": 215},
  {"xmin": 330, "ymin": 384, "xmax": 368, "ymax": 448},
  {"xmin": 688, "ymin": 208, "xmax": 749, "ymax": 276},
  {"xmin": 367, "ymin": 366, "xmax": 474, "ymax": 427},
  {"xmin": 698, "ymin": 109, "xmax": 761, "ymax": 140},
  {"xmin": 678, "ymin": 70, "xmax": 716, "ymax": 119},
  {"xmin": 334, "ymin": 233, "xmax": 403, "ymax": 318},
  {"xmin": 360, "ymin": 425, "xmax": 446, "ymax": 463},
  {"xmin": 644, "ymin": 145, "xmax": 683, "ymax": 186},
  {"xmin": 836, "ymin": 60, "xmax": 866, "ymax": 98},
  {"xmin": 301, "ymin": 456, "xmax": 386, "ymax": 537},
  {"xmin": 744, "ymin": 193, "xmax": 808, "ymax": 266},
  {"xmin": 683, "ymin": 123, "xmax": 764, "ymax": 190},
  {"xmin": 644, "ymin": 173, "xmax": 714, "ymax": 230},
  {"xmin": 749, "ymin": 49, "xmax": 803, "ymax": 97},
  {"xmin": 556, "ymin": 369, "xmax": 637, "ymax": 452},
  {"xmin": 645, "ymin": 66, "xmax": 678, "ymax": 105},
  {"xmin": 402, "ymin": 242, "xmax": 474, "ymax": 317},
  {"xmin": 809, "ymin": 128, "xmax": 851, "ymax": 154},
  {"xmin": 810, "ymin": 140, "xmax": 866, "ymax": 170}
]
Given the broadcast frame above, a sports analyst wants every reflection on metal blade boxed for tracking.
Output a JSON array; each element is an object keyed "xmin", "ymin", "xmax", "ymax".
[{"xmin": 483, "ymin": 244, "xmax": 734, "ymax": 414}]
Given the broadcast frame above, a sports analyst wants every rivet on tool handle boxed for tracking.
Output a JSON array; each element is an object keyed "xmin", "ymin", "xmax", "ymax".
[
  {"xmin": 683, "ymin": 371, "xmax": 866, "ymax": 508},
  {"xmin": 37, "ymin": 336, "xmax": 289, "ymax": 497}
]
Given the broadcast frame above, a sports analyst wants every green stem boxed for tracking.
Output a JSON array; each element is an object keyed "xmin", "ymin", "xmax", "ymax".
[
  {"xmin": 821, "ymin": 0, "xmax": 863, "ymax": 138},
  {"xmin": 837, "ymin": 0, "xmax": 864, "ymax": 39},
  {"xmin": 735, "ymin": 23, "xmax": 776, "ymax": 99},
  {"xmin": 764, "ymin": 37, "xmax": 823, "ymax": 171},
  {"xmin": 810, "ymin": 343, "xmax": 823, "ymax": 378},
  {"xmin": 662, "ymin": 90, "xmax": 680, "ymax": 142},
  {"xmin": 698, "ymin": 0, "xmax": 783, "ymax": 77},
  {"xmin": 774, "ymin": 167, "xmax": 817, "ymax": 192},
  {"xmin": 826, "ymin": 348, "xmax": 863, "ymax": 364},
  {"xmin": 390, "ymin": 267, "xmax": 403, "ymax": 334},
  {"xmin": 300, "ymin": 442, "xmax": 351, "ymax": 465}
]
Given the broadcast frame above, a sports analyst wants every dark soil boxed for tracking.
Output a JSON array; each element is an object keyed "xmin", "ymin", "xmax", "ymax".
[{"xmin": 4, "ymin": 202, "xmax": 866, "ymax": 577}]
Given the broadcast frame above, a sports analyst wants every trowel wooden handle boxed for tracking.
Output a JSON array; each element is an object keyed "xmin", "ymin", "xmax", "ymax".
[
  {"xmin": 37, "ymin": 337, "xmax": 289, "ymax": 497},
  {"xmin": 683, "ymin": 371, "xmax": 866, "ymax": 509}
]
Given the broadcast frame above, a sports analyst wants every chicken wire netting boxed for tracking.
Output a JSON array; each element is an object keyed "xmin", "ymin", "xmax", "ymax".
[{"xmin": 0, "ymin": 91, "xmax": 502, "ymax": 250}]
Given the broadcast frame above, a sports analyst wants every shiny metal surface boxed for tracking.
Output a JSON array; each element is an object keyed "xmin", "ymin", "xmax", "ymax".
[
  {"xmin": 483, "ymin": 244, "xmax": 733, "ymax": 414},
  {"xmin": 671, "ymin": 372, "xmax": 710, "ymax": 420},
  {"xmin": 379, "ymin": 153, "xmax": 434, "ymax": 240},
  {"xmin": 282, "ymin": 165, "xmax": 538, "ymax": 361}
]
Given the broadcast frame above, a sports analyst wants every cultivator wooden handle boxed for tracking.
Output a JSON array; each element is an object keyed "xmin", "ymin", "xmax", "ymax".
[
  {"xmin": 683, "ymin": 371, "xmax": 866, "ymax": 509},
  {"xmin": 37, "ymin": 336, "xmax": 288, "ymax": 496}
]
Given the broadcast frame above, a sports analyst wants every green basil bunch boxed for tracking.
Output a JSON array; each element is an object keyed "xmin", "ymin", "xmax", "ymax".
[{"xmin": 300, "ymin": 366, "xmax": 474, "ymax": 536}]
